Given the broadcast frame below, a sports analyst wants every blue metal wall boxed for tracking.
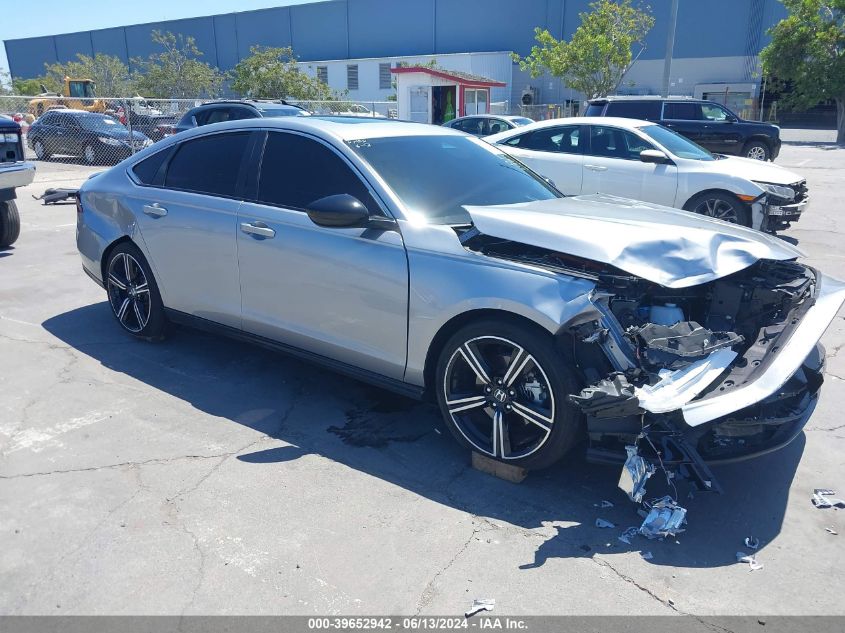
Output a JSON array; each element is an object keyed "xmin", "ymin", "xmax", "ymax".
[{"xmin": 4, "ymin": 0, "xmax": 790, "ymax": 80}]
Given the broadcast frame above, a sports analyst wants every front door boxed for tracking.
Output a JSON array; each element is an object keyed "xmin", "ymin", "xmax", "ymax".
[
  {"xmin": 236, "ymin": 131, "xmax": 409, "ymax": 379},
  {"xmin": 130, "ymin": 131, "xmax": 251, "ymax": 327},
  {"xmin": 580, "ymin": 124, "xmax": 678, "ymax": 207},
  {"xmin": 699, "ymin": 102, "xmax": 744, "ymax": 154}
]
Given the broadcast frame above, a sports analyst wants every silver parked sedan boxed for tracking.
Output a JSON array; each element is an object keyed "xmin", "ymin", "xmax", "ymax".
[{"xmin": 77, "ymin": 116, "xmax": 845, "ymax": 486}]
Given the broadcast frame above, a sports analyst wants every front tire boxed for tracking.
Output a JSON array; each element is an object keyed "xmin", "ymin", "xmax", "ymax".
[
  {"xmin": 435, "ymin": 319, "xmax": 583, "ymax": 470},
  {"xmin": 0, "ymin": 200, "xmax": 21, "ymax": 248},
  {"xmin": 83, "ymin": 144, "xmax": 98, "ymax": 165},
  {"xmin": 105, "ymin": 242, "xmax": 168, "ymax": 340},
  {"xmin": 683, "ymin": 191, "xmax": 751, "ymax": 227},
  {"xmin": 743, "ymin": 140, "xmax": 770, "ymax": 161},
  {"xmin": 33, "ymin": 139, "xmax": 50, "ymax": 160}
]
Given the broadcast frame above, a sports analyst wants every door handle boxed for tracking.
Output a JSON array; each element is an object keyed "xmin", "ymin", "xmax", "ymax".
[
  {"xmin": 142, "ymin": 204, "xmax": 168, "ymax": 217},
  {"xmin": 240, "ymin": 222, "xmax": 276, "ymax": 239},
  {"xmin": 584, "ymin": 164, "xmax": 608, "ymax": 171}
]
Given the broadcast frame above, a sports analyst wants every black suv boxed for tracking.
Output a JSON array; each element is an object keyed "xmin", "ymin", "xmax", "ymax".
[
  {"xmin": 585, "ymin": 97, "xmax": 781, "ymax": 161},
  {"xmin": 175, "ymin": 100, "xmax": 310, "ymax": 134}
]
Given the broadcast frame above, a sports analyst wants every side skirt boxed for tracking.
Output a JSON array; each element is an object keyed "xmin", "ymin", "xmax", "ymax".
[{"xmin": 164, "ymin": 309, "xmax": 426, "ymax": 401}]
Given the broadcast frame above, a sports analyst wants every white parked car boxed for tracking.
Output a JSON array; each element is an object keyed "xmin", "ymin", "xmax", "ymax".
[{"xmin": 487, "ymin": 117, "xmax": 808, "ymax": 233}]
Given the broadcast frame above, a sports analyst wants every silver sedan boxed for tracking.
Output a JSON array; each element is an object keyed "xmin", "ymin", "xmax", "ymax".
[{"xmin": 76, "ymin": 117, "xmax": 845, "ymax": 484}]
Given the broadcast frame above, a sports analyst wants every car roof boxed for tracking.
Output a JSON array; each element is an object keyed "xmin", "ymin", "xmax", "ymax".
[
  {"xmin": 590, "ymin": 95, "xmax": 698, "ymax": 102},
  {"xmin": 172, "ymin": 116, "xmax": 466, "ymax": 143}
]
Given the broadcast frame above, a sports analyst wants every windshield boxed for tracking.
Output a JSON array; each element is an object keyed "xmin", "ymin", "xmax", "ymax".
[
  {"xmin": 639, "ymin": 124, "xmax": 715, "ymax": 161},
  {"xmin": 348, "ymin": 135, "xmax": 560, "ymax": 224},
  {"xmin": 257, "ymin": 106, "xmax": 309, "ymax": 117},
  {"xmin": 68, "ymin": 81, "xmax": 96, "ymax": 99},
  {"xmin": 77, "ymin": 114, "xmax": 127, "ymax": 134}
]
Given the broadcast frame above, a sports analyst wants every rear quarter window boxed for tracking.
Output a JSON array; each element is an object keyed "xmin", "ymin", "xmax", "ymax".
[
  {"xmin": 584, "ymin": 103, "xmax": 606, "ymax": 117},
  {"xmin": 605, "ymin": 101, "xmax": 662, "ymax": 121},
  {"xmin": 131, "ymin": 148, "xmax": 171, "ymax": 185}
]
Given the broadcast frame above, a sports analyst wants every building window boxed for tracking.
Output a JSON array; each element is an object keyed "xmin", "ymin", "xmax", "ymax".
[
  {"xmin": 379, "ymin": 63, "xmax": 392, "ymax": 90},
  {"xmin": 347, "ymin": 64, "xmax": 359, "ymax": 91},
  {"xmin": 316, "ymin": 66, "xmax": 328, "ymax": 84}
]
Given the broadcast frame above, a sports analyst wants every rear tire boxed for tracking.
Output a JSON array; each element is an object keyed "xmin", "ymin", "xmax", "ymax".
[
  {"xmin": 104, "ymin": 242, "xmax": 168, "ymax": 340},
  {"xmin": 743, "ymin": 140, "xmax": 770, "ymax": 161},
  {"xmin": 435, "ymin": 319, "xmax": 583, "ymax": 470},
  {"xmin": 683, "ymin": 191, "xmax": 751, "ymax": 227},
  {"xmin": 0, "ymin": 200, "xmax": 21, "ymax": 248}
]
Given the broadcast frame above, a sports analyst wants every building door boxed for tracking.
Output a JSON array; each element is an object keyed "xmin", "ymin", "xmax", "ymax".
[
  {"xmin": 409, "ymin": 87, "xmax": 430, "ymax": 123},
  {"xmin": 431, "ymin": 86, "xmax": 456, "ymax": 124}
]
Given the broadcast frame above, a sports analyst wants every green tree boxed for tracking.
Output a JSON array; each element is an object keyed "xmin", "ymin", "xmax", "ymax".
[
  {"xmin": 761, "ymin": 0, "xmax": 845, "ymax": 143},
  {"xmin": 231, "ymin": 46, "xmax": 333, "ymax": 100},
  {"xmin": 11, "ymin": 76, "xmax": 60, "ymax": 95},
  {"xmin": 132, "ymin": 30, "xmax": 224, "ymax": 98},
  {"xmin": 513, "ymin": 0, "xmax": 654, "ymax": 99},
  {"xmin": 44, "ymin": 53, "xmax": 133, "ymax": 96}
]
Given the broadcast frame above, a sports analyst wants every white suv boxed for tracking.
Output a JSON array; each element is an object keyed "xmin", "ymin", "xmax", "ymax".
[{"xmin": 487, "ymin": 117, "xmax": 808, "ymax": 232}]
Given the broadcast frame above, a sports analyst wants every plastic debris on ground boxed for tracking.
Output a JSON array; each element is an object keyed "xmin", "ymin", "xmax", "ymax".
[
  {"xmin": 595, "ymin": 518, "xmax": 616, "ymax": 529},
  {"xmin": 594, "ymin": 500, "xmax": 614, "ymax": 508},
  {"xmin": 640, "ymin": 551, "xmax": 654, "ymax": 560},
  {"xmin": 618, "ymin": 526, "xmax": 639, "ymax": 545},
  {"xmin": 744, "ymin": 536, "xmax": 760, "ymax": 550},
  {"xmin": 639, "ymin": 496, "xmax": 687, "ymax": 540},
  {"xmin": 465, "ymin": 598, "xmax": 495, "ymax": 618},
  {"xmin": 618, "ymin": 445, "xmax": 656, "ymax": 504},
  {"xmin": 812, "ymin": 488, "xmax": 845, "ymax": 508},
  {"xmin": 736, "ymin": 552, "xmax": 763, "ymax": 571},
  {"xmin": 826, "ymin": 527, "xmax": 838, "ymax": 535}
]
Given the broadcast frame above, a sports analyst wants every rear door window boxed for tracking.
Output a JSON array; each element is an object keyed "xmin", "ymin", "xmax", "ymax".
[
  {"xmin": 605, "ymin": 101, "xmax": 662, "ymax": 121},
  {"xmin": 164, "ymin": 132, "xmax": 250, "ymax": 197},
  {"xmin": 508, "ymin": 125, "xmax": 582, "ymax": 154},
  {"xmin": 663, "ymin": 102, "xmax": 702, "ymax": 121},
  {"xmin": 256, "ymin": 132, "xmax": 377, "ymax": 212}
]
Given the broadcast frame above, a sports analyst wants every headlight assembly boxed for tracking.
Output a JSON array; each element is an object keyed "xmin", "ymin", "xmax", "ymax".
[
  {"xmin": 97, "ymin": 137, "xmax": 123, "ymax": 146},
  {"xmin": 754, "ymin": 181, "xmax": 795, "ymax": 201}
]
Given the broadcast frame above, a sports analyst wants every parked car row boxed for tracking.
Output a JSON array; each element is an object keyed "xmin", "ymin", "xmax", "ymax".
[{"xmin": 75, "ymin": 116, "xmax": 843, "ymax": 495}]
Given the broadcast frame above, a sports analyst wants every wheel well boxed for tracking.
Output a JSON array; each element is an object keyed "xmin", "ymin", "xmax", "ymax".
[
  {"xmin": 421, "ymin": 309, "xmax": 555, "ymax": 400},
  {"xmin": 744, "ymin": 136, "xmax": 772, "ymax": 150},
  {"xmin": 100, "ymin": 236, "xmax": 133, "ymax": 281},
  {"xmin": 681, "ymin": 188, "xmax": 748, "ymax": 211}
]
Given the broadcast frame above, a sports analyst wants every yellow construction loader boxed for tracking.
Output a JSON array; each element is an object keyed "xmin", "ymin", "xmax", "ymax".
[{"xmin": 28, "ymin": 78, "xmax": 106, "ymax": 117}]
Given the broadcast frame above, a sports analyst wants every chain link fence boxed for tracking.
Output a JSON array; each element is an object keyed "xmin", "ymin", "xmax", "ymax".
[
  {"xmin": 1, "ymin": 93, "xmax": 583, "ymax": 165},
  {"xmin": 0, "ymin": 95, "xmax": 399, "ymax": 165}
]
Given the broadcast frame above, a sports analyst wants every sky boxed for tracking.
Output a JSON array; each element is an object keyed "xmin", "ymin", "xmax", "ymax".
[{"xmin": 0, "ymin": 0, "xmax": 314, "ymax": 77}]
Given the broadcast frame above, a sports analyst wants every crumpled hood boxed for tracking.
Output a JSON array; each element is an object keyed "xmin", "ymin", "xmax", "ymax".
[
  {"xmin": 702, "ymin": 155, "xmax": 804, "ymax": 185},
  {"xmin": 465, "ymin": 194, "xmax": 804, "ymax": 288}
]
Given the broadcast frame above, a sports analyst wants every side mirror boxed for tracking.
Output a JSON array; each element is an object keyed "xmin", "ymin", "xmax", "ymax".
[
  {"xmin": 306, "ymin": 194, "xmax": 371, "ymax": 228},
  {"xmin": 640, "ymin": 149, "xmax": 671, "ymax": 164},
  {"xmin": 725, "ymin": 115, "xmax": 738, "ymax": 123}
]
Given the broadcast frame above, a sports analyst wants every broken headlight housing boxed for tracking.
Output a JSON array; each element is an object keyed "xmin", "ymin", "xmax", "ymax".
[{"xmin": 753, "ymin": 181, "xmax": 795, "ymax": 202}]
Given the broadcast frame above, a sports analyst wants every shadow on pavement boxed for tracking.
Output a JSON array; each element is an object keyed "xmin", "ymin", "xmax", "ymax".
[{"xmin": 42, "ymin": 302, "xmax": 804, "ymax": 570}]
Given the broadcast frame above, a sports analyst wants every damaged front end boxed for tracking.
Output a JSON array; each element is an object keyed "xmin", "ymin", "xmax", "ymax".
[{"xmin": 460, "ymin": 217, "xmax": 845, "ymax": 500}]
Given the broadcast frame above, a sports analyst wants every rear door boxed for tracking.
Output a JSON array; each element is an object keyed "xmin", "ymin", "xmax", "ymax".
[
  {"xmin": 128, "ymin": 131, "xmax": 252, "ymax": 327},
  {"xmin": 236, "ymin": 130, "xmax": 409, "ymax": 379},
  {"xmin": 661, "ymin": 101, "xmax": 705, "ymax": 144},
  {"xmin": 580, "ymin": 124, "xmax": 678, "ymax": 206},
  {"xmin": 497, "ymin": 124, "xmax": 585, "ymax": 194}
]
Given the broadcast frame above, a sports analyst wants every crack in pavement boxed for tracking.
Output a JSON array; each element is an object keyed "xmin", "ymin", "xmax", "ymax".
[
  {"xmin": 591, "ymin": 556, "xmax": 737, "ymax": 633},
  {"xmin": 414, "ymin": 520, "xmax": 484, "ymax": 615},
  {"xmin": 0, "ymin": 453, "xmax": 237, "ymax": 479}
]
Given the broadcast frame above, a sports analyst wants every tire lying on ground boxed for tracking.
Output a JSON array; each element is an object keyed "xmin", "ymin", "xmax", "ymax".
[{"xmin": 0, "ymin": 200, "xmax": 21, "ymax": 248}]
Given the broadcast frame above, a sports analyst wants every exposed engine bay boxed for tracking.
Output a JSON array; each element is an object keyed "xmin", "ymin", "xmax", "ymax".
[{"xmin": 461, "ymin": 229, "xmax": 822, "ymax": 501}]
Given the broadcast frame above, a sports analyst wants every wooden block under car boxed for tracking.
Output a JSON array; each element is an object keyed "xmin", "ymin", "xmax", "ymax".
[{"xmin": 471, "ymin": 451, "xmax": 528, "ymax": 483}]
